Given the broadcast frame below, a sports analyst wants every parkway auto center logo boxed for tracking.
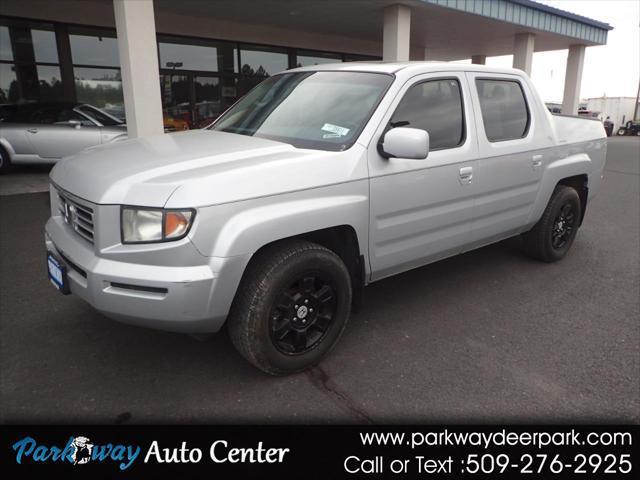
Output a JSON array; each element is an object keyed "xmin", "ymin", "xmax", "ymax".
[
  {"xmin": 12, "ymin": 435, "xmax": 141, "ymax": 470},
  {"xmin": 10, "ymin": 435, "xmax": 290, "ymax": 471}
]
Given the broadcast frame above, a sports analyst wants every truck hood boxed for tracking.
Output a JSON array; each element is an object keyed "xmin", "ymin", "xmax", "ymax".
[{"xmin": 50, "ymin": 130, "xmax": 365, "ymax": 207}]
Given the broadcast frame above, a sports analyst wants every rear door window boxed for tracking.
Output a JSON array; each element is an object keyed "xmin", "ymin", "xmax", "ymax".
[{"xmin": 475, "ymin": 79, "xmax": 529, "ymax": 142}]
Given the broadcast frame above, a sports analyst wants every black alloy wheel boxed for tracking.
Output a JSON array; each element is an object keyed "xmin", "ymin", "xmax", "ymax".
[
  {"xmin": 269, "ymin": 271, "xmax": 337, "ymax": 355},
  {"xmin": 551, "ymin": 203, "xmax": 576, "ymax": 250}
]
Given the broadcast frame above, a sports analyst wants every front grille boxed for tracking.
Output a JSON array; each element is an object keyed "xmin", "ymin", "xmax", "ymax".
[{"xmin": 57, "ymin": 190, "xmax": 95, "ymax": 244}]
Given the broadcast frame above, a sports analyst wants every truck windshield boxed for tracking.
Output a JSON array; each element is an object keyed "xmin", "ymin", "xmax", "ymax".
[{"xmin": 210, "ymin": 71, "xmax": 392, "ymax": 151}]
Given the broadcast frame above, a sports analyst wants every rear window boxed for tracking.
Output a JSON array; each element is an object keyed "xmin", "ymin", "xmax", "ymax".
[{"xmin": 476, "ymin": 79, "xmax": 529, "ymax": 142}]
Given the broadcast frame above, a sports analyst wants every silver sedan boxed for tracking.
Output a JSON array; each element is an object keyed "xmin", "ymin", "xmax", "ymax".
[{"xmin": 0, "ymin": 102, "xmax": 127, "ymax": 173}]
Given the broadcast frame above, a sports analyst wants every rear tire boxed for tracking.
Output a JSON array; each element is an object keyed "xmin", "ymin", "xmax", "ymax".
[
  {"xmin": 522, "ymin": 185, "xmax": 582, "ymax": 262},
  {"xmin": 228, "ymin": 239, "xmax": 352, "ymax": 375}
]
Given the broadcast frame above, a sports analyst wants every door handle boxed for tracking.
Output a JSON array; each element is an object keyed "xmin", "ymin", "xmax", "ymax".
[
  {"xmin": 27, "ymin": 128, "xmax": 38, "ymax": 134},
  {"xmin": 532, "ymin": 154, "xmax": 543, "ymax": 168},
  {"xmin": 459, "ymin": 166, "xmax": 473, "ymax": 185}
]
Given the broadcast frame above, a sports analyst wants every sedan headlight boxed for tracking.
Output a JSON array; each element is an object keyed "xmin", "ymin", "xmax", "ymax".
[{"xmin": 121, "ymin": 207, "xmax": 195, "ymax": 243}]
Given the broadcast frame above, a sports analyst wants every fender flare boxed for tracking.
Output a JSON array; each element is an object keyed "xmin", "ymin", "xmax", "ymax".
[
  {"xmin": 201, "ymin": 194, "xmax": 369, "ymax": 259},
  {"xmin": 527, "ymin": 153, "xmax": 592, "ymax": 225}
]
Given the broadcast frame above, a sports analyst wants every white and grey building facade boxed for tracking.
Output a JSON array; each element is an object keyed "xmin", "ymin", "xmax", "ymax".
[{"xmin": 0, "ymin": 0, "xmax": 612, "ymax": 138}]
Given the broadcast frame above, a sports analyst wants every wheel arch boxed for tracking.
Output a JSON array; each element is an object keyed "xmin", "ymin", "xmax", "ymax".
[
  {"xmin": 240, "ymin": 225, "xmax": 366, "ymax": 312},
  {"xmin": 0, "ymin": 138, "xmax": 14, "ymax": 161},
  {"xmin": 527, "ymin": 152, "xmax": 593, "ymax": 228},
  {"xmin": 557, "ymin": 174, "xmax": 589, "ymax": 225}
]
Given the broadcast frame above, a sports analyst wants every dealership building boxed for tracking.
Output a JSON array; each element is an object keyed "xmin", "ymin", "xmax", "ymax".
[{"xmin": 0, "ymin": 0, "xmax": 611, "ymax": 137}]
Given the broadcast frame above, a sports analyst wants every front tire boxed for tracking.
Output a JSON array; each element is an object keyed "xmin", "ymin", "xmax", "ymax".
[
  {"xmin": 522, "ymin": 185, "xmax": 582, "ymax": 262},
  {"xmin": 228, "ymin": 240, "xmax": 352, "ymax": 375}
]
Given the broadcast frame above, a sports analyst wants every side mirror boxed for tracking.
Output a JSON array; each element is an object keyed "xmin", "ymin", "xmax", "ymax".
[{"xmin": 379, "ymin": 127, "xmax": 429, "ymax": 160}]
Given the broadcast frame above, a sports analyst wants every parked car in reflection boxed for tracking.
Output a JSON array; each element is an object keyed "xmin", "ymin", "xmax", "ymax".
[
  {"xmin": 100, "ymin": 103, "xmax": 190, "ymax": 132},
  {"xmin": 163, "ymin": 113, "xmax": 190, "ymax": 132},
  {"xmin": 0, "ymin": 102, "xmax": 127, "ymax": 173}
]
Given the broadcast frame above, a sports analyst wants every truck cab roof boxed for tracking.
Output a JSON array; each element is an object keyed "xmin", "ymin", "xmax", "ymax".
[{"xmin": 289, "ymin": 61, "xmax": 527, "ymax": 78}]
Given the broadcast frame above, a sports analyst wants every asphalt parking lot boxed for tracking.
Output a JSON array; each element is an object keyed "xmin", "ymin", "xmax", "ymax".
[{"xmin": 1, "ymin": 137, "xmax": 638, "ymax": 424}]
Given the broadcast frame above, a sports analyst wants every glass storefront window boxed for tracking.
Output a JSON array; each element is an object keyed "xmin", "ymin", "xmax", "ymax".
[
  {"xmin": 160, "ymin": 42, "xmax": 219, "ymax": 71},
  {"xmin": 344, "ymin": 53, "xmax": 380, "ymax": 62},
  {"xmin": 74, "ymin": 67, "xmax": 124, "ymax": 116},
  {"xmin": 36, "ymin": 65, "xmax": 62, "ymax": 101},
  {"xmin": 239, "ymin": 45, "xmax": 288, "ymax": 76},
  {"xmin": 159, "ymin": 40, "xmax": 237, "ymax": 73},
  {"xmin": 0, "ymin": 25, "xmax": 58, "ymax": 64},
  {"xmin": 193, "ymin": 76, "xmax": 220, "ymax": 126},
  {"xmin": 70, "ymin": 32, "xmax": 119, "ymax": 66},
  {"xmin": 295, "ymin": 50, "xmax": 342, "ymax": 67},
  {"xmin": 31, "ymin": 29, "xmax": 59, "ymax": 64},
  {"xmin": 1, "ymin": 19, "xmax": 381, "ymax": 128},
  {"xmin": 194, "ymin": 76, "xmax": 237, "ymax": 127},
  {"xmin": 0, "ymin": 26, "xmax": 12, "ymax": 61},
  {"xmin": 0, "ymin": 63, "xmax": 17, "ymax": 103},
  {"xmin": 0, "ymin": 64, "xmax": 61, "ymax": 103},
  {"xmin": 160, "ymin": 73, "xmax": 191, "ymax": 127}
]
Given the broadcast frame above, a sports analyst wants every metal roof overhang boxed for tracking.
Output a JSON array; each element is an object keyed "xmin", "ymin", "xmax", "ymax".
[
  {"xmin": 1, "ymin": 0, "xmax": 612, "ymax": 61},
  {"xmin": 151, "ymin": 0, "xmax": 611, "ymax": 60}
]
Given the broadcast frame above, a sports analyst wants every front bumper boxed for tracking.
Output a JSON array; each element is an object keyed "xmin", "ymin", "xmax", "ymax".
[{"xmin": 44, "ymin": 216, "xmax": 250, "ymax": 333}]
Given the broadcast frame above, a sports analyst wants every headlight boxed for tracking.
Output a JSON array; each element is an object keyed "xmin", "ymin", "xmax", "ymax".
[{"xmin": 121, "ymin": 207, "xmax": 195, "ymax": 244}]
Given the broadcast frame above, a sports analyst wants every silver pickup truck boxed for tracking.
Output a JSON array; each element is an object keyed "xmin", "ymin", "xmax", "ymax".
[{"xmin": 45, "ymin": 62, "xmax": 607, "ymax": 375}]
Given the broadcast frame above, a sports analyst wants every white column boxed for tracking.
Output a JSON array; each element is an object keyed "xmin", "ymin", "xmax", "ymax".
[
  {"xmin": 471, "ymin": 55, "xmax": 486, "ymax": 65},
  {"xmin": 423, "ymin": 47, "xmax": 429, "ymax": 61},
  {"xmin": 561, "ymin": 44, "xmax": 586, "ymax": 115},
  {"xmin": 512, "ymin": 33, "xmax": 535, "ymax": 75},
  {"xmin": 383, "ymin": 4, "xmax": 411, "ymax": 62},
  {"xmin": 114, "ymin": 0, "xmax": 164, "ymax": 138}
]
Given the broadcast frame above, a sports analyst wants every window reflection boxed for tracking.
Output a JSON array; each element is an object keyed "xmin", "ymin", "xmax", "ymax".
[
  {"xmin": 296, "ymin": 51, "xmax": 342, "ymax": 67},
  {"xmin": 391, "ymin": 79, "xmax": 464, "ymax": 150},
  {"xmin": 0, "ymin": 25, "xmax": 58, "ymax": 64},
  {"xmin": 159, "ymin": 41, "xmax": 237, "ymax": 73},
  {"xmin": 193, "ymin": 76, "xmax": 220, "ymax": 127},
  {"xmin": 70, "ymin": 32, "xmax": 119, "ymax": 66},
  {"xmin": 239, "ymin": 45, "xmax": 288, "ymax": 76},
  {"xmin": 36, "ymin": 65, "xmax": 63, "ymax": 101},
  {"xmin": 0, "ymin": 64, "xmax": 17, "ymax": 103},
  {"xmin": 344, "ymin": 54, "xmax": 380, "ymax": 62},
  {"xmin": 0, "ymin": 63, "xmax": 61, "ymax": 103},
  {"xmin": 1, "ymin": 19, "xmax": 383, "ymax": 128},
  {"xmin": 31, "ymin": 29, "xmax": 59, "ymax": 64},
  {"xmin": 0, "ymin": 26, "xmax": 13, "ymax": 61},
  {"xmin": 193, "ymin": 76, "xmax": 237, "ymax": 128},
  {"xmin": 160, "ymin": 74, "xmax": 191, "ymax": 129},
  {"xmin": 74, "ymin": 67, "xmax": 123, "ymax": 116},
  {"xmin": 476, "ymin": 79, "xmax": 529, "ymax": 142}
]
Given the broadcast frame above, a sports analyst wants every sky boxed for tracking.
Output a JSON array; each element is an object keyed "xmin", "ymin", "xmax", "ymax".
[{"xmin": 478, "ymin": 0, "xmax": 640, "ymax": 103}]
